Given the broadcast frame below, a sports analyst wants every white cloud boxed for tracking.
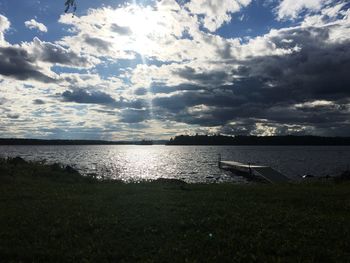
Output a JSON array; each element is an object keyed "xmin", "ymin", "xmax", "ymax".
[
  {"xmin": 24, "ymin": 19, "xmax": 48, "ymax": 33},
  {"xmin": 57, "ymin": 2, "xmax": 246, "ymax": 64},
  {"xmin": 277, "ymin": 0, "xmax": 328, "ymax": 20},
  {"xmin": 25, "ymin": 37, "xmax": 98, "ymax": 68},
  {"xmin": 0, "ymin": 14, "xmax": 10, "ymax": 45},
  {"xmin": 300, "ymin": 2, "xmax": 348, "ymax": 27},
  {"xmin": 298, "ymin": 4, "xmax": 350, "ymax": 44},
  {"xmin": 185, "ymin": 0, "xmax": 251, "ymax": 32},
  {"xmin": 295, "ymin": 100, "xmax": 335, "ymax": 109},
  {"xmin": 58, "ymin": 2, "xmax": 203, "ymax": 62},
  {"xmin": 322, "ymin": 2, "xmax": 347, "ymax": 18},
  {"xmin": 1, "ymin": 0, "xmax": 350, "ymax": 139}
]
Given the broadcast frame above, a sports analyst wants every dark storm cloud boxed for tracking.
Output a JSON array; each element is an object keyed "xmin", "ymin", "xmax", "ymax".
[
  {"xmin": 121, "ymin": 98, "xmax": 147, "ymax": 109},
  {"xmin": 6, "ymin": 113, "xmax": 20, "ymax": 119},
  {"xmin": 174, "ymin": 66, "xmax": 229, "ymax": 86},
  {"xmin": 0, "ymin": 37, "xmax": 92, "ymax": 82},
  {"xmin": 92, "ymin": 108, "xmax": 117, "ymax": 115},
  {"xmin": 153, "ymin": 90, "xmax": 244, "ymax": 114},
  {"xmin": 33, "ymin": 99, "xmax": 45, "ymax": 105},
  {"xmin": 62, "ymin": 89, "xmax": 115, "ymax": 104},
  {"xmin": 239, "ymin": 50, "xmax": 350, "ymax": 102},
  {"xmin": 0, "ymin": 46, "xmax": 55, "ymax": 82},
  {"xmin": 32, "ymin": 38, "xmax": 91, "ymax": 67},
  {"xmin": 61, "ymin": 88, "xmax": 147, "ymax": 109},
  {"xmin": 84, "ymin": 35, "xmax": 111, "ymax": 52},
  {"xmin": 152, "ymin": 89, "xmax": 252, "ymax": 126},
  {"xmin": 134, "ymin": 87, "xmax": 147, "ymax": 96},
  {"xmin": 152, "ymin": 25, "xmax": 350, "ymax": 135},
  {"xmin": 110, "ymin": 23, "xmax": 132, "ymax": 35},
  {"xmin": 0, "ymin": 97, "xmax": 7, "ymax": 105},
  {"xmin": 119, "ymin": 108, "xmax": 150, "ymax": 123},
  {"xmin": 150, "ymin": 83, "xmax": 201, "ymax": 94}
]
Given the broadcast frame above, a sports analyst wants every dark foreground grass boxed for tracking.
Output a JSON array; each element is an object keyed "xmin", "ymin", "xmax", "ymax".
[{"xmin": 0, "ymin": 158, "xmax": 350, "ymax": 262}]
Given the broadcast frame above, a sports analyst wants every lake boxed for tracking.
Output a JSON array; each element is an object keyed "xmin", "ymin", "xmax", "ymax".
[{"xmin": 1, "ymin": 145, "xmax": 350, "ymax": 183}]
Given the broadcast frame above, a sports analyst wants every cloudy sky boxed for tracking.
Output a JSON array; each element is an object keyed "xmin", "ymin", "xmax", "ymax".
[{"xmin": 0, "ymin": 0, "xmax": 349, "ymax": 140}]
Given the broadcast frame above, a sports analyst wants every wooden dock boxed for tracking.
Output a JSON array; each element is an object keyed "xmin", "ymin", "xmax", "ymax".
[{"xmin": 219, "ymin": 160, "xmax": 290, "ymax": 183}]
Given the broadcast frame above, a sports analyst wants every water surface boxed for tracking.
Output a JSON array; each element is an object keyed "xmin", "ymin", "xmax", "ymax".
[{"xmin": 1, "ymin": 145, "xmax": 349, "ymax": 183}]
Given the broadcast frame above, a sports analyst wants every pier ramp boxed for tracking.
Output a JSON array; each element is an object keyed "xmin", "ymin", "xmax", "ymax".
[{"xmin": 220, "ymin": 161, "xmax": 289, "ymax": 183}]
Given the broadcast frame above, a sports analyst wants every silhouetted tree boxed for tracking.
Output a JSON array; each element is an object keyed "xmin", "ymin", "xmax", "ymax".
[{"xmin": 64, "ymin": 0, "xmax": 77, "ymax": 13}]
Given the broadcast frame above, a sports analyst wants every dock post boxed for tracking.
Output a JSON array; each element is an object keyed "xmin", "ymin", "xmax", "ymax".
[
  {"xmin": 248, "ymin": 162, "xmax": 252, "ymax": 177},
  {"xmin": 218, "ymin": 154, "xmax": 221, "ymax": 168}
]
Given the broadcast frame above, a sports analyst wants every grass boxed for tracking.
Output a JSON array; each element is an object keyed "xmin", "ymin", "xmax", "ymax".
[{"xmin": 0, "ymin": 157, "xmax": 350, "ymax": 262}]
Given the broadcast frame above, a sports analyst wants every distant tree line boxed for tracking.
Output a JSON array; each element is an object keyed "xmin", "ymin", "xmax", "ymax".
[
  {"xmin": 2, "ymin": 136, "xmax": 350, "ymax": 146},
  {"xmin": 166, "ymin": 134, "xmax": 350, "ymax": 146},
  {"xmin": 0, "ymin": 139, "xmax": 130, "ymax": 145},
  {"xmin": 0, "ymin": 138, "xmax": 168, "ymax": 145}
]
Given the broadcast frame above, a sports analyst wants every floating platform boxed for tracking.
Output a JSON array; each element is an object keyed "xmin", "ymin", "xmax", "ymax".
[{"xmin": 219, "ymin": 160, "xmax": 290, "ymax": 183}]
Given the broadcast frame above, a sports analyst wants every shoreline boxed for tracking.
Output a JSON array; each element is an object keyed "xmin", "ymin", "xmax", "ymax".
[{"xmin": 1, "ymin": 156, "xmax": 349, "ymax": 183}]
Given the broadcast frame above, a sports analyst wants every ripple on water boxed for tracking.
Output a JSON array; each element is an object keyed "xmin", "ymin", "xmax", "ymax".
[{"xmin": 1, "ymin": 145, "xmax": 350, "ymax": 183}]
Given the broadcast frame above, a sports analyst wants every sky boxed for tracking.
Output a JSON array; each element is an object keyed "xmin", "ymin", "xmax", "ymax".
[{"xmin": 0, "ymin": 0, "xmax": 350, "ymax": 140}]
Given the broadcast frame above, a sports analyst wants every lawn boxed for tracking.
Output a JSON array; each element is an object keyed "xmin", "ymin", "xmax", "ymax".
[{"xmin": 0, "ymin": 158, "xmax": 349, "ymax": 262}]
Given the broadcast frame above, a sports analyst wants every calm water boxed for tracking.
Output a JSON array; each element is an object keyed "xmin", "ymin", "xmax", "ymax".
[{"xmin": 1, "ymin": 145, "xmax": 350, "ymax": 183}]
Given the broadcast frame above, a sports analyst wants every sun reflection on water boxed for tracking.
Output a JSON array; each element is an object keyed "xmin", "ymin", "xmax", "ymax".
[{"xmin": 1, "ymin": 145, "xmax": 350, "ymax": 183}]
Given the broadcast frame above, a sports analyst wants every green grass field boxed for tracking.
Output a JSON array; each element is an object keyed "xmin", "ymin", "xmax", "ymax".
[{"xmin": 0, "ymin": 158, "xmax": 350, "ymax": 262}]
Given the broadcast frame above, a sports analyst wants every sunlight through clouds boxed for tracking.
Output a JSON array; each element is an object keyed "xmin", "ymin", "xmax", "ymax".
[{"xmin": 0, "ymin": 0, "xmax": 350, "ymax": 139}]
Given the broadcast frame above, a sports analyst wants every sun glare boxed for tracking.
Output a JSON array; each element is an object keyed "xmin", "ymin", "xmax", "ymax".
[{"xmin": 109, "ymin": 5, "xmax": 170, "ymax": 56}]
